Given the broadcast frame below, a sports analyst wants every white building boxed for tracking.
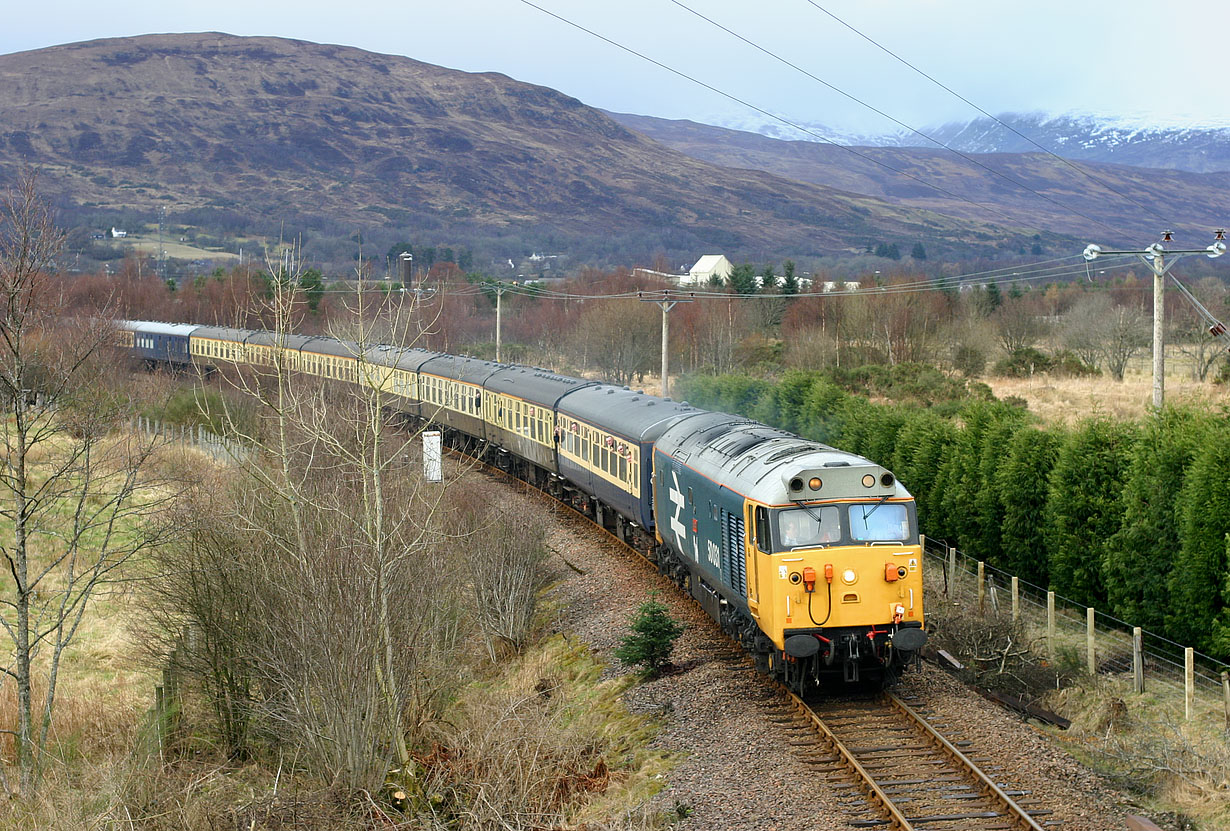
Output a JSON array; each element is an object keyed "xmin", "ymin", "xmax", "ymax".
[
  {"xmin": 110, "ymin": 227, "xmax": 128, "ymax": 238},
  {"xmin": 680, "ymin": 254, "xmax": 733, "ymax": 287}
]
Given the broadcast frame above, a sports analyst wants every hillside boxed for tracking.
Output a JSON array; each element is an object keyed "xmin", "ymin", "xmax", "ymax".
[
  {"xmin": 0, "ymin": 33, "xmax": 1052, "ymax": 268},
  {"xmin": 608, "ymin": 112, "xmax": 1230, "ymax": 249}
]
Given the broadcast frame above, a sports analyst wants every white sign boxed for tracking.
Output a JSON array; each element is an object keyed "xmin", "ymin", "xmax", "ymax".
[{"xmin": 423, "ymin": 430, "xmax": 442, "ymax": 483}]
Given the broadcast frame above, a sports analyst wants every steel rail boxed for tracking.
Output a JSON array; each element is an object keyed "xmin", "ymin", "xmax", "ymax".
[
  {"xmin": 786, "ymin": 689, "xmax": 914, "ymax": 830},
  {"xmin": 442, "ymin": 435, "xmax": 1049, "ymax": 831},
  {"xmin": 885, "ymin": 691, "xmax": 1048, "ymax": 831}
]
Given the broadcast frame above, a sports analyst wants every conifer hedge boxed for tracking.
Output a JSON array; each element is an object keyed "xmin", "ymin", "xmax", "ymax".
[{"xmin": 677, "ymin": 370, "xmax": 1230, "ymax": 660}]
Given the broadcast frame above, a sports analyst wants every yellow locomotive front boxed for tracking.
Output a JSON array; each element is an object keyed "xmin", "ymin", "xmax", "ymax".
[{"xmin": 745, "ymin": 465, "xmax": 927, "ymax": 690}]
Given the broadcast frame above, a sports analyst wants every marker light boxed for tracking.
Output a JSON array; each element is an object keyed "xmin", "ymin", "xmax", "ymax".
[
  {"xmin": 842, "ymin": 568, "xmax": 857, "ymax": 585},
  {"xmin": 808, "ymin": 477, "xmax": 822, "ymax": 491},
  {"xmin": 862, "ymin": 474, "xmax": 875, "ymax": 487}
]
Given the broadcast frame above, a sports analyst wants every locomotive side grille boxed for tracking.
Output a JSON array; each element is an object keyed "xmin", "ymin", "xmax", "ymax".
[{"xmin": 724, "ymin": 512, "xmax": 747, "ymax": 598}]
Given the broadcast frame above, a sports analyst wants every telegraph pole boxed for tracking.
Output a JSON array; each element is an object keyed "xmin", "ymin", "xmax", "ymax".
[
  {"xmin": 638, "ymin": 289, "xmax": 694, "ymax": 398},
  {"xmin": 1084, "ymin": 231, "xmax": 1226, "ymax": 409},
  {"xmin": 494, "ymin": 281, "xmax": 507, "ymax": 363}
]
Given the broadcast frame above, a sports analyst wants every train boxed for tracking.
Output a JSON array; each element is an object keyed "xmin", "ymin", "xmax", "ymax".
[{"xmin": 120, "ymin": 319, "xmax": 927, "ymax": 693}]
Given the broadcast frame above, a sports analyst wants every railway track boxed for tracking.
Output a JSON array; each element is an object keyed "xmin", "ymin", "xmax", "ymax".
[
  {"xmin": 771, "ymin": 689, "xmax": 1054, "ymax": 830},
  {"xmin": 468, "ymin": 451, "xmax": 1062, "ymax": 830}
]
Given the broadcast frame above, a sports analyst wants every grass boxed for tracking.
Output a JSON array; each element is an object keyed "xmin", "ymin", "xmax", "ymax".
[
  {"xmin": 984, "ymin": 352, "xmax": 1230, "ymax": 427},
  {"xmin": 410, "ymin": 635, "xmax": 676, "ymax": 829},
  {"xmin": 1047, "ymin": 676, "xmax": 1230, "ymax": 831}
]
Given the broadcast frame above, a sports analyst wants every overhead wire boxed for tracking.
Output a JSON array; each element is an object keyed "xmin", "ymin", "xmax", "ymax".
[
  {"xmin": 663, "ymin": 0, "xmax": 1128, "ymax": 237},
  {"xmin": 797, "ymin": 0, "xmax": 1177, "ymax": 229},
  {"xmin": 514, "ymin": 0, "xmax": 1049, "ymax": 232}
]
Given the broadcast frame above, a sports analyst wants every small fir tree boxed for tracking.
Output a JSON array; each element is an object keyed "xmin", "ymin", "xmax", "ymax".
[{"xmin": 615, "ymin": 593, "xmax": 684, "ymax": 675}]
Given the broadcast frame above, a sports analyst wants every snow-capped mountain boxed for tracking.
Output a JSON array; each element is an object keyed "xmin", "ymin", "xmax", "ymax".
[{"xmin": 710, "ymin": 111, "xmax": 1230, "ymax": 174}]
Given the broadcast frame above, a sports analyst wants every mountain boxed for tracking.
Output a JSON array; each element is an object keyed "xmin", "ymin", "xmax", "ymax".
[
  {"xmin": 704, "ymin": 112, "xmax": 1230, "ymax": 175},
  {"xmin": 886, "ymin": 113, "xmax": 1230, "ymax": 174},
  {"xmin": 0, "ymin": 33, "xmax": 1047, "ymax": 269},
  {"xmin": 608, "ymin": 112, "xmax": 1230, "ymax": 248}
]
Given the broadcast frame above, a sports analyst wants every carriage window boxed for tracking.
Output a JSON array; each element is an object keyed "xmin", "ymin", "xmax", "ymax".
[{"xmin": 618, "ymin": 455, "xmax": 627, "ymax": 482}]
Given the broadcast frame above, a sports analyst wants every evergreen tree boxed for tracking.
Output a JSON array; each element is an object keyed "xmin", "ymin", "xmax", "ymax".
[
  {"xmin": 1044, "ymin": 418, "xmax": 1135, "ymax": 607},
  {"xmin": 890, "ymin": 412, "xmax": 958, "ymax": 535},
  {"xmin": 1105, "ymin": 409, "xmax": 1206, "ymax": 630},
  {"xmin": 782, "ymin": 260, "xmax": 799, "ymax": 295},
  {"xmin": 1166, "ymin": 422, "xmax": 1230, "ymax": 652},
  {"xmin": 760, "ymin": 263, "xmax": 778, "ymax": 291},
  {"xmin": 727, "ymin": 263, "xmax": 758, "ymax": 295},
  {"xmin": 935, "ymin": 401, "xmax": 1021, "ymax": 557},
  {"xmin": 614, "ymin": 594, "xmax": 685, "ymax": 675},
  {"xmin": 997, "ymin": 428, "xmax": 1061, "ymax": 586},
  {"xmin": 911, "ymin": 242, "xmax": 927, "ymax": 260}
]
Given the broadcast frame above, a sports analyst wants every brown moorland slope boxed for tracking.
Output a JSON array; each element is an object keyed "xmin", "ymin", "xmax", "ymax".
[{"xmin": 0, "ymin": 33, "xmax": 1062, "ymax": 264}]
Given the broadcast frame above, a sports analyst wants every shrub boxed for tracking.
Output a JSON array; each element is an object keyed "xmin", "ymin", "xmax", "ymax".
[
  {"xmin": 992, "ymin": 347, "xmax": 1051, "ymax": 377},
  {"xmin": 1050, "ymin": 349, "xmax": 1100, "ymax": 377},
  {"xmin": 614, "ymin": 594, "xmax": 684, "ymax": 676}
]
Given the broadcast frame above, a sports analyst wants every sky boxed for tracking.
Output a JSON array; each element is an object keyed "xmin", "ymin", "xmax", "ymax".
[{"xmin": 5, "ymin": 0, "xmax": 1228, "ymax": 137}]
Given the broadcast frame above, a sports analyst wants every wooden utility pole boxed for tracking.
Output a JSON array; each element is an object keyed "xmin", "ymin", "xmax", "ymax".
[
  {"xmin": 1083, "ymin": 231, "xmax": 1227, "ymax": 409},
  {"xmin": 638, "ymin": 289, "xmax": 694, "ymax": 399}
]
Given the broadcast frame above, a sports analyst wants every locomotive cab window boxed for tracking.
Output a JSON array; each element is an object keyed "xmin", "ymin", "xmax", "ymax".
[
  {"xmin": 849, "ymin": 502, "xmax": 912, "ymax": 543},
  {"xmin": 776, "ymin": 506, "xmax": 841, "ymax": 550}
]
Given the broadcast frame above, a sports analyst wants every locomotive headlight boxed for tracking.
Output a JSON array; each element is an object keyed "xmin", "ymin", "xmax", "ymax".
[
  {"xmin": 808, "ymin": 477, "xmax": 822, "ymax": 491},
  {"xmin": 842, "ymin": 568, "xmax": 857, "ymax": 585}
]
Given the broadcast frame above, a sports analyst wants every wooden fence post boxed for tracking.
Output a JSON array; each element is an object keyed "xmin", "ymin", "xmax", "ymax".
[
  {"xmin": 1086, "ymin": 607, "xmax": 1096, "ymax": 675},
  {"xmin": 1011, "ymin": 576, "xmax": 1019, "ymax": 623},
  {"xmin": 1222, "ymin": 671, "xmax": 1229, "ymax": 729},
  {"xmin": 948, "ymin": 545, "xmax": 957, "ymax": 599},
  {"xmin": 977, "ymin": 561, "xmax": 985, "ymax": 612},
  {"xmin": 1047, "ymin": 591, "xmax": 1056, "ymax": 662},
  {"xmin": 1133, "ymin": 627, "xmax": 1144, "ymax": 694},
  {"xmin": 1185, "ymin": 648, "xmax": 1195, "ymax": 721}
]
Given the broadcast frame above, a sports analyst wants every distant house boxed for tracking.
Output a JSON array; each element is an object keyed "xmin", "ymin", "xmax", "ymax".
[
  {"xmin": 680, "ymin": 254, "xmax": 733, "ymax": 287},
  {"xmin": 110, "ymin": 227, "xmax": 128, "ymax": 239},
  {"xmin": 822, "ymin": 281, "xmax": 862, "ymax": 293}
]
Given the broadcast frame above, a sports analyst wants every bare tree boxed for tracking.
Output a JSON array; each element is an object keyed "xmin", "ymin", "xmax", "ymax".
[
  {"xmin": 993, "ymin": 295, "xmax": 1048, "ymax": 354},
  {"xmin": 149, "ymin": 259, "xmax": 528, "ymax": 791},
  {"xmin": 1172, "ymin": 276, "xmax": 1229, "ymax": 381},
  {"xmin": 0, "ymin": 173, "xmax": 175, "ymax": 796}
]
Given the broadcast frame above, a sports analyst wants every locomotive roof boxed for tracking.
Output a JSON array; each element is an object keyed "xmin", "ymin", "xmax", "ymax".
[
  {"xmin": 122, "ymin": 320, "xmax": 201, "ymax": 337},
  {"xmin": 558, "ymin": 384, "xmax": 698, "ymax": 443},
  {"xmin": 656, "ymin": 415, "xmax": 909, "ymax": 505}
]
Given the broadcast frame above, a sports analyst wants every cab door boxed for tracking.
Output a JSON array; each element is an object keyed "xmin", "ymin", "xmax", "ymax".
[{"xmin": 743, "ymin": 502, "xmax": 772, "ymax": 618}]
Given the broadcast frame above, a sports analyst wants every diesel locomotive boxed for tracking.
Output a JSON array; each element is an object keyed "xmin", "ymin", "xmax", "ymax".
[{"xmin": 121, "ymin": 319, "xmax": 927, "ymax": 693}]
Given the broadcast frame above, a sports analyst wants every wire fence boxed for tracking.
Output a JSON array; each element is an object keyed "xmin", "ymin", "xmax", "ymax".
[
  {"xmin": 923, "ymin": 538, "xmax": 1230, "ymax": 728},
  {"xmin": 132, "ymin": 416, "xmax": 249, "ymax": 463}
]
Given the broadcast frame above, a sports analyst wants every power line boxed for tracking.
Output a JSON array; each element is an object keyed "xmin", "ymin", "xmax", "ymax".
[
  {"xmin": 664, "ymin": 0, "xmax": 1128, "ymax": 237},
  {"xmin": 515, "ymin": 0, "xmax": 1051, "ymax": 232},
  {"xmin": 797, "ymin": 0, "xmax": 1175, "ymax": 229}
]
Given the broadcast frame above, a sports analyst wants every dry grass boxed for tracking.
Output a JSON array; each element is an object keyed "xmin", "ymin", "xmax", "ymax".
[
  {"xmin": 1048, "ymin": 676, "xmax": 1230, "ymax": 831},
  {"xmin": 410, "ymin": 635, "xmax": 675, "ymax": 830},
  {"xmin": 985, "ymin": 367, "xmax": 1230, "ymax": 427}
]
